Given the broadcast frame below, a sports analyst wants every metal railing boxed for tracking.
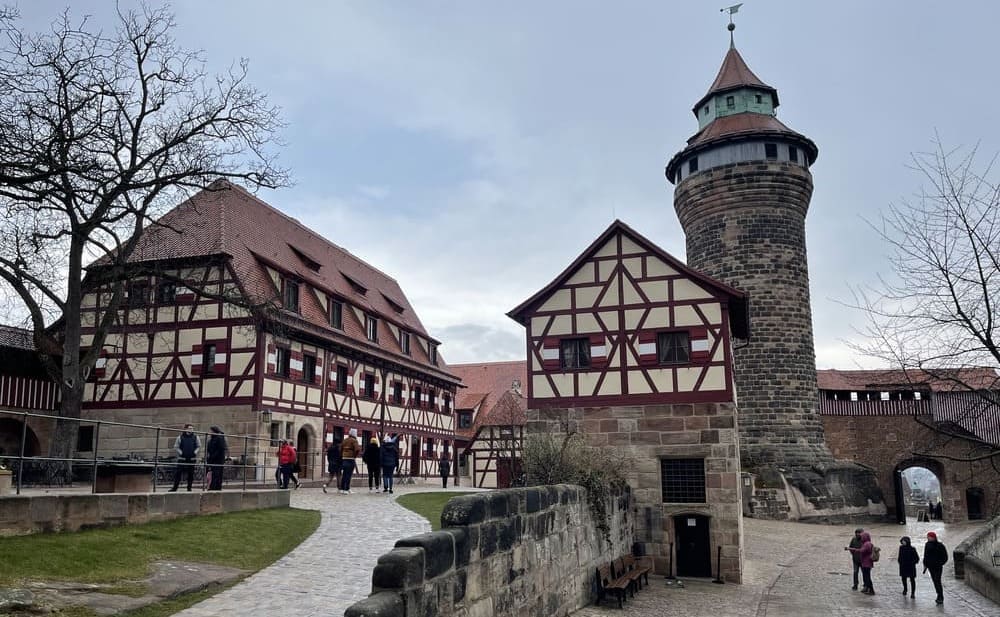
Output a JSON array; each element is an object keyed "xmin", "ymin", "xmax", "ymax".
[{"xmin": 0, "ymin": 408, "xmax": 323, "ymax": 495}]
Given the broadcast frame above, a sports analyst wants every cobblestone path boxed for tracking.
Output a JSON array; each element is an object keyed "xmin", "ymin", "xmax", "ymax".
[
  {"xmin": 575, "ymin": 518, "xmax": 998, "ymax": 617},
  {"xmin": 172, "ymin": 485, "xmax": 470, "ymax": 617}
]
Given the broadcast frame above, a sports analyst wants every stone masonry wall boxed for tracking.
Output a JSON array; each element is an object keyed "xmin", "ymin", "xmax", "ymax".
[
  {"xmin": 674, "ymin": 161, "xmax": 830, "ymax": 469},
  {"xmin": 526, "ymin": 404, "xmax": 744, "ymax": 583},
  {"xmin": 0, "ymin": 489, "xmax": 289, "ymax": 536},
  {"xmin": 954, "ymin": 514, "xmax": 1000, "ymax": 605},
  {"xmin": 344, "ymin": 486, "xmax": 633, "ymax": 617}
]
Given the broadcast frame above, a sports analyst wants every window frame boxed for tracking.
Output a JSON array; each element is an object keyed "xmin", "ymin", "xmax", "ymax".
[
  {"xmin": 335, "ymin": 364, "xmax": 348, "ymax": 393},
  {"xmin": 392, "ymin": 381, "xmax": 403, "ymax": 405},
  {"xmin": 156, "ymin": 281, "xmax": 176, "ymax": 304},
  {"xmin": 283, "ymin": 278, "xmax": 300, "ymax": 312},
  {"xmin": 660, "ymin": 458, "xmax": 707, "ymax": 504},
  {"xmin": 202, "ymin": 343, "xmax": 218, "ymax": 376},
  {"xmin": 400, "ymin": 331, "xmax": 411, "ymax": 355},
  {"xmin": 559, "ymin": 337, "xmax": 591, "ymax": 370},
  {"xmin": 363, "ymin": 373, "xmax": 375, "ymax": 398},
  {"xmin": 302, "ymin": 354, "xmax": 317, "ymax": 384},
  {"xmin": 429, "ymin": 343, "xmax": 438, "ymax": 366},
  {"xmin": 127, "ymin": 281, "xmax": 150, "ymax": 308},
  {"xmin": 725, "ymin": 95, "xmax": 735, "ymax": 108},
  {"xmin": 443, "ymin": 393, "xmax": 451, "ymax": 414},
  {"xmin": 656, "ymin": 331, "xmax": 691, "ymax": 365},
  {"xmin": 275, "ymin": 347, "xmax": 291, "ymax": 378},
  {"xmin": 688, "ymin": 157, "xmax": 698, "ymax": 173},
  {"xmin": 413, "ymin": 386, "xmax": 422, "ymax": 409},
  {"xmin": 788, "ymin": 145, "xmax": 798, "ymax": 163},
  {"xmin": 458, "ymin": 411, "xmax": 472, "ymax": 429},
  {"xmin": 330, "ymin": 299, "xmax": 343, "ymax": 329},
  {"xmin": 366, "ymin": 314, "xmax": 378, "ymax": 342},
  {"xmin": 764, "ymin": 142, "xmax": 778, "ymax": 160}
]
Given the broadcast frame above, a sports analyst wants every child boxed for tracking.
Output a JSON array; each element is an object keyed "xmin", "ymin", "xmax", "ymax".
[{"xmin": 897, "ymin": 536, "xmax": 919, "ymax": 598}]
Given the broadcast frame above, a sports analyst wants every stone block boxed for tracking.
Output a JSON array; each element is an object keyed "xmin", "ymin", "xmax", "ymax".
[
  {"xmin": 28, "ymin": 496, "xmax": 58, "ymax": 523},
  {"xmin": 640, "ymin": 417, "xmax": 685, "ymax": 432},
  {"xmin": 199, "ymin": 492, "xmax": 223, "ymax": 514},
  {"xmin": 0, "ymin": 497, "xmax": 30, "ymax": 525},
  {"xmin": 220, "ymin": 491, "xmax": 243, "ymax": 512},
  {"xmin": 442, "ymin": 528, "xmax": 471, "ymax": 568},
  {"xmin": 372, "ymin": 547, "xmax": 425, "ymax": 591},
  {"xmin": 344, "ymin": 591, "xmax": 404, "ymax": 617},
  {"xmin": 442, "ymin": 494, "xmax": 487, "ymax": 527},
  {"xmin": 98, "ymin": 495, "xmax": 128, "ymax": 520},
  {"xmin": 396, "ymin": 531, "xmax": 455, "ymax": 579},
  {"xmin": 525, "ymin": 488, "xmax": 540, "ymax": 513},
  {"xmin": 487, "ymin": 492, "xmax": 509, "ymax": 518},
  {"xmin": 61, "ymin": 495, "xmax": 101, "ymax": 530},
  {"xmin": 164, "ymin": 492, "xmax": 200, "ymax": 515}
]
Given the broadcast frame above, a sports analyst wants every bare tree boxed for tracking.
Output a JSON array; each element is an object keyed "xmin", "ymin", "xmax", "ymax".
[
  {"xmin": 851, "ymin": 137, "xmax": 999, "ymax": 467},
  {"xmin": 0, "ymin": 6, "xmax": 286, "ymax": 471}
]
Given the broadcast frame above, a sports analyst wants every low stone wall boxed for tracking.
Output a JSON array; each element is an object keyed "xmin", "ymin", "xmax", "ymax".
[
  {"xmin": 0, "ymin": 490, "xmax": 290, "ymax": 536},
  {"xmin": 954, "ymin": 514, "xmax": 1000, "ymax": 605},
  {"xmin": 345, "ymin": 485, "xmax": 633, "ymax": 617}
]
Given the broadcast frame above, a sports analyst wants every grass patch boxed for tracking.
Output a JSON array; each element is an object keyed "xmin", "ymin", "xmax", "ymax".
[
  {"xmin": 0, "ymin": 507, "xmax": 320, "ymax": 587},
  {"xmin": 44, "ymin": 581, "xmax": 240, "ymax": 617},
  {"xmin": 396, "ymin": 492, "xmax": 473, "ymax": 530}
]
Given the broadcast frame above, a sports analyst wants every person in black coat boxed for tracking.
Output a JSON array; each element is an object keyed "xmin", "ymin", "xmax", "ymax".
[
  {"xmin": 362, "ymin": 437, "xmax": 381, "ymax": 492},
  {"xmin": 206, "ymin": 426, "xmax": 227, "ymax": 491},
  {"xmin": 322, "ymin": 437, "xmax": 342, "ymax": 494},
  {"xmin": 897, "ymin": 536, "xmax": 919, "ymax": 598},
  {"xmin": 380, "ymin": 435, "xmax": 400, "ymax": 493},
  {"xmin": 438, "ymin": 452, "xmax": 451, "ymax": 488},
  {"xmin": 922, "ymin": 531, "xmax": 949, "ymax": 604}
]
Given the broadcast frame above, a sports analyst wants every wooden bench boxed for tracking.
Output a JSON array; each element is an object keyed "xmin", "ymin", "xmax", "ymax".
[
  {"xmin": 596, "ymin": 563, "xmax": 630, "ymax": 608},
  {"xmin": 620, "ymin": 555, "xmax": 652, "ymax": 590}
]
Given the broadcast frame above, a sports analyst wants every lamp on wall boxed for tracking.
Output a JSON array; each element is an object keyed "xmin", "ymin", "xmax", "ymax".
[{"xmin": 260, "ymin": 409, "xmax": 273, "ymax": 425}]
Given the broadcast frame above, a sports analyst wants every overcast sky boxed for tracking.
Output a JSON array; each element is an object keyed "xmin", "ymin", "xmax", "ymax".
[{"xmin": 11, "ymin": 1, "xmax": 1000, "ymax": 368}]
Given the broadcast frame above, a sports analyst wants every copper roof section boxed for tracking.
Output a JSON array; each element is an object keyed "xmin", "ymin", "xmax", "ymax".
[
  {"xmin": 693, "ymin": 46, "xmax": 778, "ymax": 115},
  {"xmin": 91, "ymin": 182, "xmax": 457, "ymax": 383},
  {"xmin": 507, "ymin": 219, "xmax": 750, "ymax": 339},
  {"xmin": 816, "ymin": 368, "xmax": 1000, "ymax": 393}
]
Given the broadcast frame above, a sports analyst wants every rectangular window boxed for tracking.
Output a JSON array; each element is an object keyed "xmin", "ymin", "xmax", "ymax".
[
  {"xmin": 458, "ymin": 411, "xmax": 472, "ymax": 429},
  {"xmin": 755, "ymin": 94, "xmax": 763, "ymax": 104},
  {"xmin": 443, "ymin": 394, "xmax": 451, "ymax": 413},
  {"xmin": 202, "ymin": 343, "xmax": 217, "ymax": 376},
  {"xmin": 366, "ymin": 315, "xmax": 378, "ymax": 342},
  {"xmin": 330, "ymin": 300, "xmax": 343, "ymax": 329},
  {"xmin": 392, "ymin": 381, "xmax": 403, "ymax": 405},
  {"xmin": 726, "ymin": 95, "xmax": 735, "ymax": 108},
  {"xmin": 560, "ymin": 338, "xmax": 591, "ymax": 369},
  {"xmin": 302, "ymin": 354, "xmax": 316, "ymax": 383},
  {"xmin": 429, "ymin": 343, "xmax": 438, "ymax": 366},
  {"xmin": 275, "ymin": 347, "xmax": 291, "ymax": 378},
  {"xmin": 661, "ymin": 458, "xmax": 706, "ymax": 503},
  {"xmin": 156, "ymin": 281, "xmax": 176, "ymax": 304},
  {"xmin": 703, "ymin": 105, "xmax": 710, "ymax": 115},
  {"xmin": 688, "ymin": 157, "xmax": 698, "ymax": 173},
  {"xmin": 429, "ymin": 390, "xmax": 437, "ymax": 410},
  {"xmin": 400, "ymin": 331, "xmax": 411, "ymax": 355},
  {"xmin": 413, "ymin": 386, "xmax": 422, "ymax": 408},
  {"xmin": 788, "ymin": 146, "xmax": 798, "ymax": 163},
  {"xmin": 77, "ymin": 426, "xmax": 95, "ymax": 452},
  {"xmin": 283, "ymin": 279, "xmax": 300, "ymax": 312},
  {"xmin": 127, "ymin": 282, "xmax": 150, "ymax": 307},
  {"xmin": 363, "ymin": 373, "xmax": 375, "ymax": 398},
  {"xmin": 765, "ymin": 143, "xmax": 778, "ymax": 159},
  {"xmin": 336, "ymin": 365, "xmax": 348, "ymax": 393},
  {"xmin": 425, "ymin": 438, "xmax": 435, "ymax": 456},
  {"xmin": 657, "ymin": 332, "xmax": 690, "ymax": 364},
  {"xmin": 269, "ymin": 421, "xmax": 281, "ymax": 447}
]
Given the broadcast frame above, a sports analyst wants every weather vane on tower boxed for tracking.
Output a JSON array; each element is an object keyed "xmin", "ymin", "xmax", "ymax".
[{"xmin": 721, "ymin": 3, "xmax": 743, "ymax": 47}]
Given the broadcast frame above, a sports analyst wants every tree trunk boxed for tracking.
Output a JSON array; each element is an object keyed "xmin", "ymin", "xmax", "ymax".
[{"xmin": 47, "ymin": 383, "xmax": 85, "ymax": 484}]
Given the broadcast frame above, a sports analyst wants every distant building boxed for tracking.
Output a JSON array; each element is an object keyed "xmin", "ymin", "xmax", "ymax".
[
  {"xmin": 450, "ymin": 361, "xmax": 527, "ymax": 489},
  {"xmin": 75, "ymin": 182, "xmax": 460, "ymax": 479},
  {"xmin": 0, "ymin": 325, "xmax": 58, "ymax": 461},
  {"xmin": 509, "ymin": 219, "xmax": 748, "ymax": 583}
]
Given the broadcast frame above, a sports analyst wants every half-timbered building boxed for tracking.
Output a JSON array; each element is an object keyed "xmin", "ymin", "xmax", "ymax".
[
  {"xmin": 508, "ymin": 219, "xmax": 748, "ymax": 583},
  {"xmin": 77, "ymin": 182, "xmax": 460, "ymax": 481},
  {"xmin": 0, "ymin": 326, "xmax": 58, "ymax": 463},
  {"xmin": 450, "ymin": 361, "xmax": 527, "ymax": 489}
]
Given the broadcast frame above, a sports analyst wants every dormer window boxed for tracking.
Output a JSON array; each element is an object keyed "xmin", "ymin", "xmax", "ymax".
[
  {"xmin": 400, "ymin": 331, "xmax": 411, "ymax": 355},
  {"xmin": 429, "ymin": 343, "xmax": 438, "ymax": 366},
  {"xmin": 342, "ymin": 272, "xmax": 368, "ymax": 295},
  {"xmin": 289, "ymin": 245, "xmax": 321, "ymax": 272},
  {"xmin": 283, "ymin": 278, "xmax": 300, "ymax": 312},
  {"xmin": 726, "ymin": 95, "xmax": 735, "ymax": 109},
  {"xmin": 330, "ymin": 299, "xmax": 343, "ymax": 329},
  {"xmin": 365, "ymin": 314, "xmax": 378, "ymax": 342}
]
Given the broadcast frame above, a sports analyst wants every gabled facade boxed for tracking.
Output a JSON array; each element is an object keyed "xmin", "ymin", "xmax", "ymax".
[
  {"xmin": 77, "ymin": 182, "xmax": 460, "ymax": 480},
  {"xmin": 450, "ymin": 361, "xmax": 527, "ymax": 489},
  {"xmin": 509, "ymin": 220, "xmax": 747, "ymax": 583}
]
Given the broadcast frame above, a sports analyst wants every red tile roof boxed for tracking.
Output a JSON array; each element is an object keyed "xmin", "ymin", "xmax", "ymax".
[
  {"xmin": 102, "ymin": 182, "xmax": 457, "ymax": 382},
  {"xmin": 450, "ymin": 361, "xmax": 528, "ymax": 439},
  {"xmin": 0, "ymin": 325, "xmax": 34, "ymax": 350},
  {"xmin": 816, "ymin": 368, "xmax": 1000, "ymax": 393}
]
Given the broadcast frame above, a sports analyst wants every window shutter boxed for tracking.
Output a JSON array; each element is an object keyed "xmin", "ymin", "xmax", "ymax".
[
  {"xmin": 191, "ymin": 344, "xmax": 203, "ymax": 376},
  {"xmin": 540, "ymin": 338, "xmax": 561, "ymax": 370},
  {"xmin": 689, "ymin": 328, "xmax": 711, "ymax": 362},
  {"xmin": 314, "ymin": 354, "xmax": 324, "ymax": 384},
  {"xmin": 637, "ymin": 331, "xmax": 658, "ymax": 367},
  {"xmin": 290, "ymin": 351, "xmax": 303, "ymax": 380},
  {"xmin": 589, "ymin": 334, "xmax": 608, "ymax": 369},
  {"xmin": 266, "ymin": 344, "xmax": 276, "ymax": 374}
]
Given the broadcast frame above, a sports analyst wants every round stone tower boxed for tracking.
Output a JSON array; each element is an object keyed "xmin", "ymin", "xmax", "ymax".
[{"xmin": 666, "ymin": 38, "xmax": 882, "ymax": 518}]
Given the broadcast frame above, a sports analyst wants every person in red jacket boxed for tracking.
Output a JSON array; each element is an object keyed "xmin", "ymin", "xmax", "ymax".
[
  {"xmin": 277, "ymin": 440, "xmax": 297, "ymax": 489},
  {"xmin": 847, "ymin": 531, "xmax": 876, "ymax": 595}
]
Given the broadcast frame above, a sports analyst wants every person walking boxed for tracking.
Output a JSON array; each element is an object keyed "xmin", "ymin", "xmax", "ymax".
[
  {"xmin": 323, "ymin": 436, "xmax": 343, "ymax": 493},
  {"xmin": 363, "ymin": 437, "xmax": 381, "ymax": 491},
  {"xmin": 169, "ymin": 424, "xmax": 200, "ymax": 492},
  {"xmin": 206, "ymin": 426, "xmax": 227, "ymax": 491},
  {"xmin": 381, "ymin": 434, "xmax": 399, "ymax": 493},
  {"xmin": 897, "ymin": 536, "xmax": 919, "ymax": 598},
  {"xmin": 846, "ymin": 528, "xmax": 864, "ymax": 590},
  {"xmin": 438, "ymin": 452, "xmax": 451, "ymax": 489},
  {"xmin": 847, "ymin": 531, "xmax": 876, "ymax": 594},
  {"xmin": 288, "ymin": 442, "xmax": 301, "ymax": 489},
  {"xmin": 339, "ymin": 428, "xmax": 360, "ymax": 493},
  {"xmin": 277, "ymin": 439, "xmax": 297, "ymax": 489},
  {"xmin": 923, "ymin": 531, "xmax": 948, "ymax": 605}
]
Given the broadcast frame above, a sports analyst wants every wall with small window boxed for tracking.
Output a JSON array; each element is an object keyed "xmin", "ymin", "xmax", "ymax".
[
  {"xmin": 674, "ymin": 138, "xmax": 809, "ymax": 182},
  {"xmin": 696, "ymin": 87, "xmax": 775, "ymax": 129}
]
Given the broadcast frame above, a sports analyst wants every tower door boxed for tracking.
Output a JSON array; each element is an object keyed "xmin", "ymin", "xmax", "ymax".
[
  {"xmin": 893, "ymin": 469, "xmax": 906, "ymax": 524},
  {"xmin": 967, "ymin": 487, "xmax": 985, "ymax": 520},
  {"xmin": 296, "ymin": 428, "xmax": 310, "ymax": 479},
  {"xmin": 674, "ymin": 515, "xmax": 712, "ymax": 578},
  {"xmin": 409, "ymin": 437, "xmax": 421, "ymax": 476}
]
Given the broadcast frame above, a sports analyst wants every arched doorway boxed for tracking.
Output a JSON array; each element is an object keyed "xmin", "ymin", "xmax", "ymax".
[
  {"xmin": 0, "ymin": 418, "xmax": 40, "ymax": 459},
  {"xmin": 893, "ymin": 459, "xmax": 944, "ymax": 523},
  {"xmin": 296, "ymin": 427, "xmax": 312, "ymax": 480},
  {"xmin": 673, "ymin": 514, "xmax": 712, "ymax": 578}
]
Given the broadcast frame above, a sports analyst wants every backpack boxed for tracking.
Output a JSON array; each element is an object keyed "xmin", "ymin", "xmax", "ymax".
[{"xmin": 871, "ymin": 546, "xmax": 881, "ymax": 562}]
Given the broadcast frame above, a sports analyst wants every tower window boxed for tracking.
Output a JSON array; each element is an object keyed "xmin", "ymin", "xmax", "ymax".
[
  {"xmin": 755, "ymin": 94, "xmax": 762, "ymax": 104},
  {"xmin": 688, "ymin": 157, "xmax": 698, "ymax": 174},
  {"xmin": 726, "ymin": 95, "xmax": 735, "ymax": 109},
  {"xmin": 765, "ymin": 143, "xmax": 778, "ymax": 159},
  {"xmin": 788, "ymin": 146, "xmax": 798, "ymax": 163},
  {"xmin": 703, "ymin": 105, "xmax": 710, "ymax": 115}
]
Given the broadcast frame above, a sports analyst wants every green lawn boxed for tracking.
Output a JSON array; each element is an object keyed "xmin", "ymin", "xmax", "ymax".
[
  {"xmin": 396, "ymin": 492, "xmax": 473, "ymax": 531},
  {"xmin": 0, "ymin": 508, "xmax": 320, "ymax": 587}
]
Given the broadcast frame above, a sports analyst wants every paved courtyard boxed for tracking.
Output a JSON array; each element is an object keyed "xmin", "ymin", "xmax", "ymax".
[{"xmin": 575, "ymin": 518, "xmax": 998, "ymax": 617}]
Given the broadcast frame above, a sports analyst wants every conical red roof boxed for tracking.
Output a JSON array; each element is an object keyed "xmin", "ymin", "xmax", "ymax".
[{"xmin": 692, "ymin": 46, "xmax": 778, "ymax": 115}]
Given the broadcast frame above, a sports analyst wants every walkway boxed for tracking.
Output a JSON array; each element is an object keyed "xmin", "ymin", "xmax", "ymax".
[
  {"xmin": 173, "ymin": 484, "xmax": 474, "ymax": 617},
  {"xmin": 574, "ymin": 518, "xmax": 998, "ymax": 617}
]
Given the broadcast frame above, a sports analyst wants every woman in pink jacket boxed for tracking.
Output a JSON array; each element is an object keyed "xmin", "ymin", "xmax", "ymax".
[{"xmin": 847, "ymin": 531, "xmax": 876, "ymax": 595}]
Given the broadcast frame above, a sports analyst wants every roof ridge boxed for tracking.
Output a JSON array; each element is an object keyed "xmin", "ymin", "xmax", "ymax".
[
  {"xmin": 450, "ymin": 360, "xmax": 527, "ymax": 367},
  {"xmin": 218, "ymin": 182, "xmax": 402, "ymax": 285}
]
